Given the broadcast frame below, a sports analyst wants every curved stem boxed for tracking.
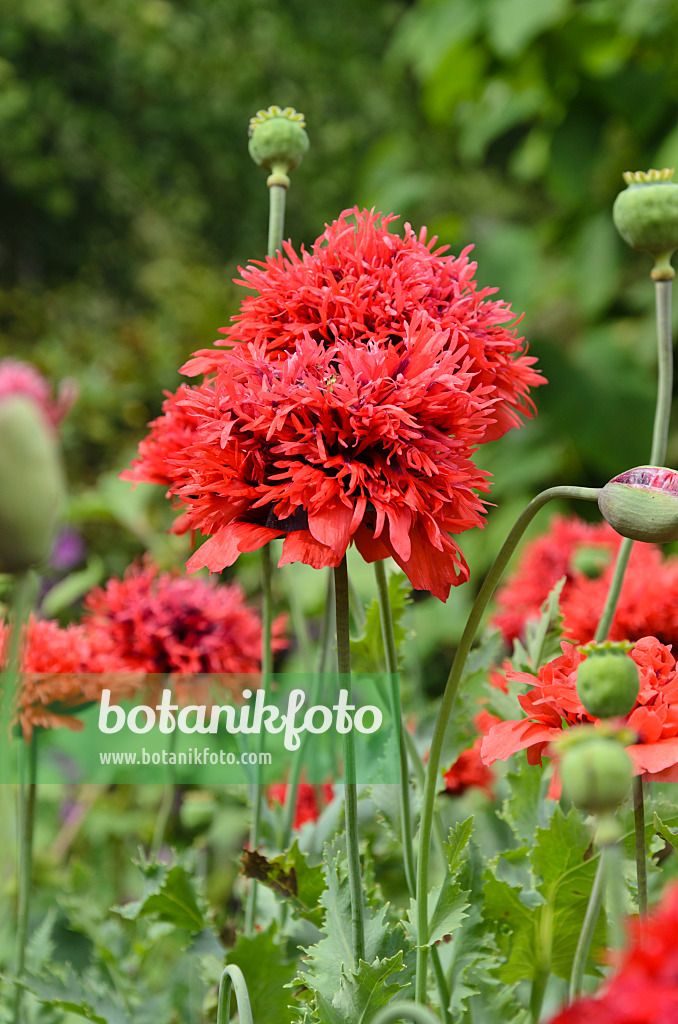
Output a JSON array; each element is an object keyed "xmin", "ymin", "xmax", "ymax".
[
  {"xmin": 414, "ymin": 485, "xmax": 600, "ymax": 1004},
  {"xmin": 569, "ymin": 848, "xmax": 605, "ymax": 1002},
  {"xmin": 372, "ymin": 1005, "xmax": 441, "ymax": 1024},
  {"xmin": 13, "ymin": 734, "xmax": 38, "ymax": 1024},
  {"xmin": 633, "ymin": 777, "xmax": 648, "ymax": 918},
  {"xmin": 217, "ymin": 964, "xmax": 254, "ymax": 1024},
  {"xmin": 335, "ymin": 556, "xmax": 366, "ymax": 966}
]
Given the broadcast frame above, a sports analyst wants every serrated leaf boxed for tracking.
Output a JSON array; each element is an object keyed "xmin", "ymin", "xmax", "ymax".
[
  {"xmin": 499, "ymin": 757, "xmax": 554, "ymax": 847},
  {"xmin": 113, "ymin": 857, "xmax": 205, "ymax": 933},
  {"xmin": 240, "ymin": 840, "xmax": 326, "ymax": 927},
  {"xmin": 316, "ymin": 953, "xmax": 409, "ymax": 1024},
  {"xmin": 227, "ymin": 924, "xmax": 296, "ymax": 1024},
  {"xmin": 350, "ymin": 570, "xmax": 411, "ymax": 672},
  {"xmin": 511, "ymin": 577, "xmax": 566, "ymax": 673},
  {"xmin": 25, "ymin": 909, "xmax": 57, "ymax": 973},
  {"xmin": 406, "ymin": 818, "xmax": 473, "ymax": 946},
  {"xmin": 301, "ymin": 838, "xmax": 412, "ymax": 1003},
  {"xmin": 653, "ymin": 812, "xmax": 678, "ymax": 849},
  {"xmin": 443, "ymin": 816, "xmax": 474, "ymax": 872}
]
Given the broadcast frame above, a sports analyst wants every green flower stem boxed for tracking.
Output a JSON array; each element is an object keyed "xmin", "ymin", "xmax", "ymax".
[
  {"xmin": 593, "ymin": 538, "xmax": 633, "ymax": 643},
  {"xmin": 13, "ymin": 734, "xmax": 38, "ymax": 1024},
  {"xmin": 633, "ymin": 777, "xmax": 648, "ymax": 917},
  {"xmin": 217, "ymin": 964, "xmax": 254, "ymax": 1024},
  {"xmin": 414, "ymin": 485, "xmax": 601, "ymax": 1005},
  {"xmin": 267, "ymin": 184, "xmax": 287, "ymax": 259},
  {"xmin": 151, "ymin": 719, "xmax": 178, "ymax": 857},
  {"xmin": 281, "ymin": 570, "xmax": 335, "ymax": 849},
  {"xmin": 373, "ymin": 561, "xmax": 451, "ymax": 1023},
  {"xmin": 402, "ymin": 727, "xmax": 446, "ymax": 862},
  {"xmin": 651, "ymin": 279, "xmax": 673, "ymax": 467},
  {"xmin": 335, "ymin": 555, "xmax": 366, "ymax": 967},
  {"xmin": 568, "ymin": 847, "xmax": 605, "ymax": 1002},
  {"xmin": 372, "ymin": 1005, "xmax": 441, "ymax": 1024}
]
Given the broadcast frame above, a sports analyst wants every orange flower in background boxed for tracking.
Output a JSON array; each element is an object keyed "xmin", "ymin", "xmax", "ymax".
[
  {"xmin": 167, "ymin": 319, "xmax": 494, "ymax": 599},
  {"xmin": 547, "ymin": 884, "xmax": 678, "ymax": 1023},
  {"xmin": 185, "ymin": 207, "xmax": 544, "ymax": 443},
  {"xmin": 1, "ymin": 618, "xmax": 137, "ymax": 741},
  {"xmin": 481, "ymin": 636, "xmax": 678, "ymax": 783},
  {"xmin": 492, "ymin": 514, "xmax": 678, "ymax": 647}
]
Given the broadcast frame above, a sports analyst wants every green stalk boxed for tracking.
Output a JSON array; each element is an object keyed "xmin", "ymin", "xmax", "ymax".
[
  {"xmin": 150, "ymin": 720, "xmax": 178, "ymax": 857},
  {"xmin": 335, "ymin": 556, "xmax": 366, "ymax": 966},
  {"xmin": 281, "ymin": 570, "xmax": 334, "ymax": 848},
  {"xmin": 372, "ymin": 1005, "xmax": 441, "ymax": 1024},
  {"xmin": 414, "ymin": 485, "xmax": 601, "ymax": 1004},
  {"xmin": 267, "ymin": 183, "xmax": 287, "ymax": 260},
  {"xmin": 13, "ymin": 734, "xmax": 38, "ymax": 1024},
  {"xmin": 633, "ymin": 777, "xmax": 648, "ymax": 917},
  {"xmin": 217, "ymin": 964, "xmax": 254, "ymax": 1024},
  {"xmin": 568, "ymin": 849, "xmax": 604, "ymax": 1002}
]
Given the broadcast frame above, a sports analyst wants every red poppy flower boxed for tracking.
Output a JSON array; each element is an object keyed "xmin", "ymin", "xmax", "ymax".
[
  {"xmin": 492, "ymin": 515, "xmax": 678, "ymax": 647},
  {"xmin": 184, "ymin": 208, "xmax": 544, "ymax": 443},
  {"xmin": 547, "ymin": 884, "xmax": 678, "ymax": 1023},
  {"xmin": 0, "ymin": 357, "xmax": 75, "ymax": 427},
  {"xmin": 481, "ymin": 636, "xmax": 678, "ymax": 783},
  {"xmin": 123, "ymin": 385, "xmax": 200, "ymax": 498},
  {"xmin": 0, "ymin": 617, "xmax": 137, "ymax": 741},
  {"xmin": 83, "ymin": 560, "xmax": 286, "ymax": 681},
  {"xmin": 443, "ymin": 736, "xmax": 495, "ymax": 798},
  {"xmin": 268, "ymin": 781, "xmax": 334, "ymax": 829},
  {"xmin": 169, "ymin": 317, "xmax": 498, "ymax": 599}
]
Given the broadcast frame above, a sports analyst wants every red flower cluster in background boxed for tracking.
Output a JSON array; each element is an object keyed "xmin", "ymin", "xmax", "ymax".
[
  {"xmin": 547, "ymin": 885, "xmax": 678, "ymax": 1023},
  {"xmin": 129, "ymin": 209, "xmax": 543, "ymax": 600},
  {"xmin": 492, "ymin": 514, "xmax": 678, "ymax": 647},
  {"xmin": 83, "ymin": 560, "xmax": 286, "ymax": 678},
  {"xmin": 268, "ymin": 781, "xmax": 334, "ymax": 829},
  {"xmin": 443, "ymin": 711, "xmax": 498, "ymax": 797},
  {"xmin": 481, "ymin": 636, "xmax": 678, "ymax": 783}
]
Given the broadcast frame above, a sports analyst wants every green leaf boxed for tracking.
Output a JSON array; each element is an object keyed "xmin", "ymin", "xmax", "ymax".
[
  {"xmin": 240, "ymin": 840, "xmax": 326, "ymax": 928},
  {"xmin": 316, "ymin": 953, "xmax": 409, "ymax": 1024},
  {"xmin": 227, "ymin": 924, "xmax": 297, "ymax": 1024},
  {"xmin": 499, "ymin": 758, "xmax": 554, "ymax": 848},
  {"xmin": 350, "ymin": 569, "xmax": 411, "ymax": 672},
  {"xmin": 510, "ymin": 577, "xmax": 566, "ymax": 674},
  {"xmin": 1, "ymin": 967, "xmax": 127, "ymax": 1024},
  {"xmin": 40, "ymin": 556, "xmax": 105, "ymax": 617},
  {"xmin": 113, "ymin": 854, "xmax": 205, "ymax": 933},
  {"xmin": 486, "ymin": 0, "xmax": 571, "ymax": 59},
  {"xmin": 653, "ymin": 812, "xmax": 678, "ymax": 850},
  {"xmin": 301, "ymin": 838, "xmax": 412, "ymax": 1004},
  {"xmin": 406, "ymin": 818, "xmax": 473, "ymax": 946}
]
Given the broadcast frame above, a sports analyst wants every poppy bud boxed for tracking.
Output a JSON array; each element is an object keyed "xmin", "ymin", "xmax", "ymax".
[
  {"xmin": 598, "ymin": 465, "xmax": 678, "ymax": 543},
  {"xmin": 560, "ymin": 736, "xmax": 633, "ymax": 814},
  {"xmin": 613, "ymin": 169, "xmax": 678, "ymax": 279},
  {"xmin": 0, "ymin": 394, "xmax": 65, "ymax": 572},
  {"xmin": 248, "ymin": 106, "xmax": 309, "ymax": 185},
  {"xmin": 576, "ymin": 642, "xmax": 640, "ymax": 719}
]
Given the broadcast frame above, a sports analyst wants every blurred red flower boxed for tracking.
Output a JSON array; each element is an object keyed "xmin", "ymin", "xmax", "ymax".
[
  {"xmin": 268, "ymin": 781, "xmax": 334, "ymax": 829},
  {"xmin": 185, "ymin": 207, "xmax": 543, "ymax": 443},
  {"xmin": 492, "ymin": 515, "xmax": 678, "ymax": 647},
  {"xmin": 481, "ymin": 636, "xmax": 678, "ymax": 783},
  {"xmin": 83, "ymin": 560, "xmax": 286, "ymax": 682},
  {"xmin": 0, "ymin": 357, "xmax": 76, "ymax": 427},
  {"xmin": 443, "ymin": 736, "xmax": 495, "ymax": 798},
  {"xmin": 547, "ymin": 884, "xmax": 678, "ymax": 1023}
]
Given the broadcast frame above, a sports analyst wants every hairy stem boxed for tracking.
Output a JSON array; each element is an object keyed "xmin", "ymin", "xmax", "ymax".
[
  {"xmin": 633, "ymin": 777, "xmax": 648, "ymax": 918},
  {"xmin": 335, "ymin": 556, "xmax": 366, "ymax": 966},
  {"xmin": 414, "ymin": 485, "xmax": 601, "ymax": 1004}
]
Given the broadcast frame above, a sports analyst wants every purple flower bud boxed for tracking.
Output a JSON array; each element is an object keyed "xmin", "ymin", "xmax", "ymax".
[{"xmin": 598, "ymin": 465, "xmax": 678, "ymax": 543}]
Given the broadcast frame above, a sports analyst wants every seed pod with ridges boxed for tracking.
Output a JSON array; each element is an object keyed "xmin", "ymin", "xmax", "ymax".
[
  {"xmin": 598, "ymin": 465, "xmax": 678, "ymax": 543},
  {"xmin": 560, "ymin": 736, "xmax": 633, "ymax": 814},
  {"xmin": 0, "ymin": 395, "xmax": 65, "ymax": 572},
  {"xmin": 576, "ymin": 641, "xmax": 640, "ymax": 719},
  {"xmin": 248, "ymin": 105, "xmax": 309, "ymax": 181},
  {"xmin": 613, "ymin": 169, "xmax": 678, "ymax": 279}
]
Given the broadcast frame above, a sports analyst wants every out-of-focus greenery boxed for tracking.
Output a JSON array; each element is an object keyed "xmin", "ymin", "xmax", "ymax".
[{"xmin": 2, "ymin": 0, "xmax": 678, "ymax": 643}]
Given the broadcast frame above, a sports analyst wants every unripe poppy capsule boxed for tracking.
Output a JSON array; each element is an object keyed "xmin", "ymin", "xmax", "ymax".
[
  {"xmin": 560, "ymin": 736, "xmax": 633, "ymax": 814},
  {"xmin": 613, "ymin": 169, "xmax": 678, "ymax": 279},
  {"xmin": 0, "ymin": 394, "xmax": 65, "ymax": 572},
  {"xmin": 576, "ymin": 642, "xmax": 640, "ymax": 719},
  {"xmin": 248, "ymin": 105, "xmax": 309, "ymax": 181},
  {"xmin": 598, "ymin": 465, "xmax": 678, "ymax": 543}
]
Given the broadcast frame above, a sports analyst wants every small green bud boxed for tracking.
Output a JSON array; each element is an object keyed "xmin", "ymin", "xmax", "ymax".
[
  {"xmin": 613, "ymin": 169, "xmax": 678, "ymax": 279},
  {"xmin": 598, "ymin": 465, "xmax": 678, "ymax": 543},
  {"xmin": 560, "ymin": 736, "xmax": 633, "ymax": 814},
  {"xmin": 0, "ymin": 395, "xmax": 65, "ymax": 572},
  {"xmin": 576, "ymin": 642, "xmax": 640, "ymax": 719},
  {"xmin": 248, "ymin": 105, "xmax": 309, "ymax": 183}
]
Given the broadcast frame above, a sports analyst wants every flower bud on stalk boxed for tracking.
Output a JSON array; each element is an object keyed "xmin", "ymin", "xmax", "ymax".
[
  {"xmin": 576, "ymin": 641, "xmax": 640, "ymax": 719},
  {"xmin": 598, "ymin": 465, "xmax": 678, "ymax": 543},
  {"xmin": 0, "ymin": 394, "xmax": 65, "ymax": 572},
  {"xmin": 559, "ymin": 730, "xmax": 633, "ymax": 816},
  {"xmin": 613, "ymin": 168, "xmax": 678, "ymax": 280}
]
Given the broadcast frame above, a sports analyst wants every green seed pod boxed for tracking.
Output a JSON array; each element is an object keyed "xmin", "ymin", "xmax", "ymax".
[
  {"xmin": 248, "ymin": 106, "xmax": 309, "ymax": 180},
  {"xmin": 576, "ymin": 642, "xmax": 640, "ymax": 719},
  {"xmin": 560, "ymin": 736, "xmax": 633, "ymax": 814},
  {"xmin": 598, "ymin": 465, "xmax": 678, "ymax": 543},
  {"xmin": 613, "ymin": 169, "xmax": 678, "ymax": 279},
  {"xmin": 0, "ymin": 395, "xmax": 65, "ymax": 572}
]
